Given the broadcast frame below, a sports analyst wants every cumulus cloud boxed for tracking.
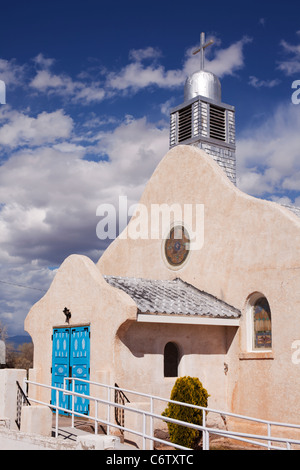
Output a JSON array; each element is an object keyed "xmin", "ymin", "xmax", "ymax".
[
  {"xmin": 33, "ymin": 53, "xmax": 56, "ymax": 69},
  {"xmin": 0, "ymin": 109, "xmax": 169, "ymax": 334},
  {"xmin": 237, "ymin": 102, "xmax": 300, "ymax": 198},
  {"xmin": 4, "ymin": 35, "xmax": 251, "ymax": 107},
  {"xmin": 1, "ymin": 35, "xmax": 252, "ymax": 108},
  {"xmin": 0, "ymin": 108, "xmax": 73, "ymax": 148},
  {"xmin": 277, "ymin": 37, "xmax": 300, "ymax": 75},
  {"xmin": 106, "ymin": 61, "xmax": 182, "ymax": 92},
  {"xmin": 0, "ymin": 113, "xmax": 168, "ymax": 263},
  {"xmin": 30, "ymin": 69, "xmax": 106, "ymax": 104},
  {"xmin": 248, "ymin": 76, "xmax": 281, "ymax": 88},
  {"xmin": 0, "ymin": 58, "xmax": 26, "ymax": 86},
  {"xmin": 203, "ymin": 36, "xmax": 252, "ymax": 78},
  {"xmin": 106, "ymin": 36, "xmax": 252, "ymax": 93},
  {"xmin": 129, "ymin": 47, "xmax": 162, "ymax": 62}
]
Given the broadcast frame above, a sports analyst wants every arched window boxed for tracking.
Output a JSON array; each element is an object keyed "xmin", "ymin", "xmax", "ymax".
[
  {"xmin": 164, "ymin": 342, "xmax": 179, "ymax": 377},
  {"xmin": 249, "ymin": 295, "xmax": 272, "ymax": 350}
]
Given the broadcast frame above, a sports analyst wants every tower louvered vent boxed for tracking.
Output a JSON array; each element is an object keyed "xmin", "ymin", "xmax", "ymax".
[
  {"xmin": 178, "ymin": 105, "xmax": 192, "ymax": 143},
  {"xmin": 209, "ymin": 105, "xmax": 226, "ymax": 141}
]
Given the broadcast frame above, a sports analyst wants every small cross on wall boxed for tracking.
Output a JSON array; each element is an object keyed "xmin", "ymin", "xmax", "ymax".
[{"xmin": 63, "ymin": 307, "xmax": 71, "ymax": 324}]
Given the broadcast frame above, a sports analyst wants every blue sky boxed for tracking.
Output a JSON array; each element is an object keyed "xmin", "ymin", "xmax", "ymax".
[{"xmin": 0, "ymin": 0, "xmax": 300, "ymax": 335}]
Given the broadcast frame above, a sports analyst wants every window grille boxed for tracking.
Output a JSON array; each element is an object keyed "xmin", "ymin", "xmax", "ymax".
[
  {"xmin": 178, "ymin": 105, "xmax": 192, "ymax": 143},
  {"xmin": 170, "ymin": 100, "xmax": 230, "ymax": 147},
  {"xmin": 209, "ymin": 105, "xmax": 226, "ymax": 141}
]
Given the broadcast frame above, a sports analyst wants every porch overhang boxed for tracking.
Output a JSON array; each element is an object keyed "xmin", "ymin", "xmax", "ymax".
[{"xmin": 137, "ymin": 312, "xmax": 240, "ymax": 327}]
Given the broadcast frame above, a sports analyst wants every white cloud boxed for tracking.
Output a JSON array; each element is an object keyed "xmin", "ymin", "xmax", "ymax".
[
  {"xmin": 106, "ymin": 61, "xmax": 182, "ymax": 91},
  {"xmin": 0, "ymin": 108, "xmax": 73, "ymax": 148},
  {"xmin": 0, "ymin": 114, "xmax": 169, "ymax": 268},
  {"xmin": 0, "ymin": 58, "xmax": 26, "ymax": 86},
  {"xmin": 1, "ymin": 36, "xmax": 252, "ymax": 109},
  {"xmin": 30, "ymin": 67, "xmax": 106, "ymax": 104},
  {"xmin": 0, "ymin": 114, "xmax": 168, "ymax": 334},
  {"xmin": 95, "ymin": 116, "xmax": 169, "ymax": 181},
  {"xmin": 106, "ymin": 36, "xmax": 252, "ymax": 93},
  {"xmin": 277, "ymin": 37, "xmax": 300, "ymax": 75},
  {"xmin": 129, "ymin": 47, "xmax": 162, "ymax": 62},
  {"xmin": 203, "ymin": 36, "xmax": 252, "ymax": 78},
  {"xmin": 33, "ymin": 53, "xmax": 55, "ymax": 69},
  {"xmin": 73, "ymin": 84, "xmax": 106, "ymax": 103},
  {"xmin": 248, "ymin": 76, "xmax": 281, "ymax": 88},
  {"xmin": 237, "ymin": 102, "xmax": 300, "ymax": 198},
  {"xmin": 0, "ymin": 261, "xmax": 55, "ymax": 335},
  {"xmin": 30, "ymin": 69, "xmax": 68, "ymax": 91}
]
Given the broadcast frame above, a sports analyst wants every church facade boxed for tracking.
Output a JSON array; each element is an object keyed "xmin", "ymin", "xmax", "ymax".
[{"xmin": 25, "ymin": 35, "xmax": 300, "ymax": 430}]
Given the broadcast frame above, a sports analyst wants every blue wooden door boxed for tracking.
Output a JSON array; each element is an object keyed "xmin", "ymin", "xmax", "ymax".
[{"xmin": 51, "ymin": 326, "xmax": 90, "ymax": 415}]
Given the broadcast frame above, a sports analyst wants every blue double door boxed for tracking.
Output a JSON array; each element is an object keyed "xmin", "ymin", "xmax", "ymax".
[{"xmin": 51, "ymin": 326, "xmax": 90, "ymax": 415}]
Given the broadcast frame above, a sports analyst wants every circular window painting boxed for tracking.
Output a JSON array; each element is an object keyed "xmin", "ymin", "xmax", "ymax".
[{"xmin": 164, "ymin": 225, "xmax": 190, "ymax": 267}]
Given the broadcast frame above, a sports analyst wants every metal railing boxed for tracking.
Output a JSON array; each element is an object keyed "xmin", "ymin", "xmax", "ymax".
[
  {"xmin": 114, "ymin": 383, "xmax": 130, "ymax": 434},
  {"xmin": 15, "ymin": 380, "xmax": 31, "ymax": 430},
  {"xmin": 24, "ymin": 377, "xmax": 300, "ymax": 450}
]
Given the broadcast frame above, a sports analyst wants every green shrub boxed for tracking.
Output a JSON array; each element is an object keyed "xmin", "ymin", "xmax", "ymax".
[{"xmin": 162, "ymin": 376, "xmax": 209, "ymax": 449}]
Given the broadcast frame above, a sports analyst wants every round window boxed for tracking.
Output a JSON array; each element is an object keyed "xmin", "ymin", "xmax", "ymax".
[{"xmin": 164, "ymin": 225, "xmax": 190, "ymax": 267}]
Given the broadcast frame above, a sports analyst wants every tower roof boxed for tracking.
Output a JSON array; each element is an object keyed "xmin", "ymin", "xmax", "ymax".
[{"xmin": 184, "ymin": 70, "xmax": 222, "ymax": 102}]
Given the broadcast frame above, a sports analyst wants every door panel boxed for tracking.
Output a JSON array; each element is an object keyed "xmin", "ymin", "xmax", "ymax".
[
  {"xmin": 51, "ymin": 328, "xmax": 70, "ymax": 414},
  {"xmin": 70, "ymin": 326, "xmax": 90, "ymax": 415}
]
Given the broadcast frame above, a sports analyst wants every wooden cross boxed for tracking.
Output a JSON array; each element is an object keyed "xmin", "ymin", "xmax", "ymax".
[{"xmin": 193, "ymin": 32, "xmax": 214, "ymax": 71}]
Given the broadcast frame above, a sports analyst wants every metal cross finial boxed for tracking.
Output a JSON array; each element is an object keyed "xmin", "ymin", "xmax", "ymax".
[{"xmin": 193, "ymin": 32, "xmax": 214, "ymax": 71}]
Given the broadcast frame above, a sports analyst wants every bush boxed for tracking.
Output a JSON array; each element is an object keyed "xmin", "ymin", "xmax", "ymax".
[{"xmin": 162, "ymin": 376, "xmax": 209, "ymax": 449}]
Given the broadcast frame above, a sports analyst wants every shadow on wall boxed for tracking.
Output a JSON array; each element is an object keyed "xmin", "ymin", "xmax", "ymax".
[{"xmin": 116, "ymin": 321, "xmax": 238, "ymax": 358}]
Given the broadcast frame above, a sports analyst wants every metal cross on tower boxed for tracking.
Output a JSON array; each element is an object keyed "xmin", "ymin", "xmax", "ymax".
[{"xmin": 193, "ymin": 32, "xmax": 214, "ymax": 71}]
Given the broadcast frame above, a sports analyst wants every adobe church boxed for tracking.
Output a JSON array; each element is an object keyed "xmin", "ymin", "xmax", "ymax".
[{"xmin": 25, "ymin": 34, "xmax": 300, "ymax": 427}]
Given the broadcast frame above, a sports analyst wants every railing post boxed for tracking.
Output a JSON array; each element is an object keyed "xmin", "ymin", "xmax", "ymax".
[
  {"xmin": 23, "ymin": 376, "xmax": 27, "ymax": 397},
  {"xmin": 107, "ymin": 386, "xmax": 111, "ymax": 435},
  {"xmin": 55, "ymin": 389, "xmax": 59, "ymax": 438},
  {"xmin": 267, "ymin": 423, "xmax": 271, "ymax": 450},
  {"xmin": 142, "ymin": 412, "xmax": 146, "ymax": 450},
  {"xmin": 149, "ymin": 397, "xmax": 154, "ymax": 451},
  {"xmin": 71, "ymin": 379, "xmax": 75, "ymax": 428},
  {"xmin": 202, "ymin": 410, "xmax": 209, "ymax": 450},
  {"xmin": 95, "ymin": 400, "xmax": 98, "ymax": 435}
]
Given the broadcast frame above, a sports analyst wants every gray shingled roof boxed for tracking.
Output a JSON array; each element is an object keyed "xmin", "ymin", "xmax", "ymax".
[
  {"xmin": 281, "ymin": 204, "xmax": 300, "ymax": 218},
  {"xmin": 104, "ymin": 275, "xmax": 240, "ymax": 319}
]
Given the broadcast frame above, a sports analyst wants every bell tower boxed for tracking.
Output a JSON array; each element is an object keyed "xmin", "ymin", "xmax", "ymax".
[{"xmin": 170, "ymin": 33, "xmax": 236, "ymax": 184}]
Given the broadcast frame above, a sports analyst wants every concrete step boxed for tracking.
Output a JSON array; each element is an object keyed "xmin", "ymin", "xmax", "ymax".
[
  {"xmin": 54, "ymin": 426, "xmax": 92, "ymax": 441},
  {"xmin": 76, "ymin": 433, "xmax": 137, "ymax": 450},
  {"xmin": 54, "ymin": 426, "xmax": 137, "ymax": 449}
]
